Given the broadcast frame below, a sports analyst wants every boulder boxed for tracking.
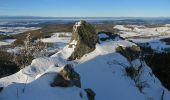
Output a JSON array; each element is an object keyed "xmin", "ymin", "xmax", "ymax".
[
  {"xmin": 51, "ymin": 64, "xmax": 81, "ymax": 88},
  {"xmin": 84, "ymin": 88, "xmax": 96, "ymax": 100},
  {"xmin": 68, "ymin": 20, "xmax": 98, "ymax": 60}
]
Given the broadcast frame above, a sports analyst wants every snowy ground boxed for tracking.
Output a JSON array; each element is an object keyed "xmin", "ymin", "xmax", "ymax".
[
  {"xmin": 0, "ymin": 27, "xmax": 40, "ymax": 35},
  {"xmin": 0, "ymin": 32, "xmax": 170, "ymax": 100},
  {"xmin": 1, "ymin": 23, "xmax": 170, "ymax": 100},
  {"xmin": 114, "ymin": 25, "xmax": 170, "ymax": 38},
  {"xmin": 114, "ymin": 25, "xmax": 170, "ymax": 52},
  {"xmin": 131, "ymin": 37, "xmax": 170, "ymax": 52},
  {"xmin": 41, "ymin": 32, "xmax": 71, "ymax": 49},
  {"xmin": 0, "ymin": 39, "xmax": 16, "ymax": 46}
]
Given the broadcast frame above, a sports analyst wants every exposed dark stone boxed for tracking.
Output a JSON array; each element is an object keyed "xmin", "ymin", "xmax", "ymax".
[
  {"xmin": 0, "ymin": 87, "xmax": 3, "ymax": 93},
  {"xmin": 51, "ymin": 64, "xmax": 81, "ymax": 88},
  {"xmin": 125, "ymin": 67, "xmax": 138, "ymax": 79},
  {"xmin": 68, "ymin": 20, "xmax": 98, "ymax": 60},
  {"xmin": 116, "ymin": 45, "xmax": 141, "ymax": 61},
  {"xmin": 160, "ymin": 37, "xmax": 170, "ymax": 45},
  {"xmin": 145, "ymin": 53, "xmax": 170, "ymax": 91},
  {"xmin": 84, "ymin": 88, "xmax": 96, "ymax": 100}
]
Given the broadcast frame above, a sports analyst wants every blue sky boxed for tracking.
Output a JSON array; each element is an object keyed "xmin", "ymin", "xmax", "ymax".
[{"xmin": 0, "ymin": 0, "xmax": 169, "ymax": 17}]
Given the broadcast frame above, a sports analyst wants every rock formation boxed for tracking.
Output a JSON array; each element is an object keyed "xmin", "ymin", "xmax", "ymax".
[
  {"xmin": 68, "ymin": 20, "xmax": 98, "ymax": 60},
  {"xmin": 116, "ymin": 45, "xmax": 141, "ymax": 61},
  {"xmin": 51, "ymin": 64, "xmax": 81, "ymax": 88},
  {"xmin": 84, "ymin": 88, "xmax": 96, "ymax": 100}
]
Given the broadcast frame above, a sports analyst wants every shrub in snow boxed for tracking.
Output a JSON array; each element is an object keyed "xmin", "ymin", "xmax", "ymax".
[
  {"xmin": 0, "ymin": 50, "xmax": 20, "ymax": 78},
  {"xmin": 125, "ymin": 67, "xmax": 138, "ymax": 79},
  {"xmin": 51, "ymin": 64, "xmax": 81, "ymax": 88},
  {"xmin": 32, "ymin": 41, "xmax": 48, "ymax": 58},
  {"xmin": 13, "ymin": 33, "xmax": 48, "ymax": 68}
]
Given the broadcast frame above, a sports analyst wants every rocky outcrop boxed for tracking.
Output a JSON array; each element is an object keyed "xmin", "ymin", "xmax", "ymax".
[
  {"xmin": 145, "ymin": 52, "xmax": 170, "ymax": 91},
  {"xmin": 51, "ymin": 64, "xmax": 81, "ymax": 88},
  {"xmin": 68, "ymin": 21, "xmax": 98, "ymax": 60},
  {"xmin": 84, "ymin": 88, "xmax": 96, "ymax": 100},
  {"xmin": 116, "ymin": 45, "xmax": 141, "ymax": 61},
  {"xmin": 0, "ymin": 87, "xmax": 3, "ymax": 93}
]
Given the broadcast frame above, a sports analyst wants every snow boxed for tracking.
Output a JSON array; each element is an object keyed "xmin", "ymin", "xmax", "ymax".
[
  {"xmin": 0, "ymin": 41, "xmax": 10, "ymax": 46},
  {"xmin": 131, "ymin": 37, "xmax": 170, "ymax": 52},
  {"xmin": 0, "ymin": 73, "xmax": 88, "ymax": 100},
  {"xmin": 75, "ymin": 47, "xmax": 144, "ymax": 100},
  {"xmin": 40, "ymin": 32, "xmax": 71, "ymax": 49},
  {"xmin": 120, "ymin": 31, "xmax": 139, "ymax": 38},
  {"xmin": 51, "ymin": 39, "xmax": 77, "ymax": 60},
  {"xmin": 75, "ymin": 21, "xmax": 82, "ymax": 27},
  {"xmin": 41, "ymin": 32, "xmax": 71, "ymax": 44},
  {"xmin": 1, "ymin": 23, "xmax": 170, "ymax": 100},
  {"xmin": 1, "ymin": 38, "xmax": 170, "ymax": 100},
  {"xmin": 147, "ymin": 40, "xmax": 170, "ymax": 52},
  {"xmin": 6, "ymin": 47, "xmax": 21, "ymax": 53},
  {"xmin": 0, "ymin": 39, "xmax": 16, "ymax": 46},
  {"xmin": 73, "ymin": 20, "xmax": 83, "ymax": 32},
  {"xmin": 98, "ymin": 33, "xmax": 109, "ymax": 39},
  {"xmin": 165, "ymin": 24, "xmax": 170, "ymax": 27},
  {"xmin": 114, "ymin": 25, "xmax": 132, "ymax": 31},
  {"xmin": 114, "ymin": 25, "xmax": 170, "ymax": 38},
  {"xmin": 0, "ymin": 27, "xmax": 40, "ymax": 35},
  {"xmin": 73, "ymin": 40, "xmax": 170, "ymax": 100}
]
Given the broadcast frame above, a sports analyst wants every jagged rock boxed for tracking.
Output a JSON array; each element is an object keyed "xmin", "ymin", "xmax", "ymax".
[
  {"xmin": 68, "ymin": 20, "xmax": 98, "ymax": 60},
  {"xmin": 51, "ymin": 64, "xmax": 81, "ymax": 88},
  {"xmin": 84, "ymin": 88, "xmax": 96, "ymax": 100},
  {"xmin": 116, "ymin": 45, "xmax": 141, "ymax": 61},
  {"xmin": 0, "ymin": 87, "xmax": 3, "ymax": 93}
]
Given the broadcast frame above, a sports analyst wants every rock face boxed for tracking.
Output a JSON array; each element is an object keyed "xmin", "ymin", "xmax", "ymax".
[
  {"xmin": 0, "ymin": 87, "xmax": 3, "ymax": 93},
  {"xmin": 51, "ymin": 64, "xmax": 81, "ymax": 88},
  {"xmin": 68, "ymin": 20, "xmax": 98, "ymax": 60},
  {"xmin": 84, "ymin": 88, "xmax": 96, "ymax": 100},
  {"xmin": 116, "ymin": 45, "xmax": 141, "ymax": 61},
  {"xmin": 145, "ymin": 53, "xmax": 170, "ymax": 91}
]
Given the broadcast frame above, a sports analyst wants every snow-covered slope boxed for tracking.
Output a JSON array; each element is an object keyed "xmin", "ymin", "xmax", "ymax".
[
  {"xmin": 132, "ymin": 37, "xmax": 170, "ymax": 52},
  {"xmin": 114, "ymin": 25, "xmax": 170, "ymax": 38},
  {"xmin": 74, "ymin": 40, "xmax": 170, "ymax": 100},
  {"xmin": 0, "ymin": 21, "xmax": 170, "ymax": 100},
  {"xmin": 1, "ymin": 39, "xmax": 170, "ymax": 100},
  {"xmin": 0, "ymin": 39, "xmax": 16, "ymax": 46}
]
